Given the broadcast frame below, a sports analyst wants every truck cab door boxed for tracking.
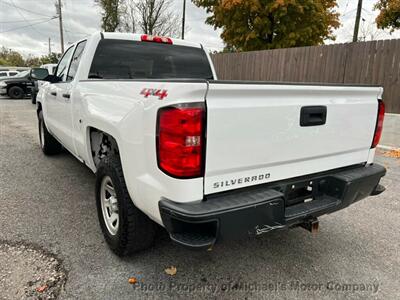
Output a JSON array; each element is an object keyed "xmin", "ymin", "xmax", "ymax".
[
  {"xmin": 45, "ymin": 46, "xmax": 75, "ymax": 149},
  {"xmin": 48, "ymin": 41, "xmax": 87, "ymax": 156},
  {"xmin": 63, "ymin": 40, "xmax": 87, "ymax": 156}
]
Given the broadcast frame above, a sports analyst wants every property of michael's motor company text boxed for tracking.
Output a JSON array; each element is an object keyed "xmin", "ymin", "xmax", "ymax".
[{"xmin": 131, "ymin": 280, "xmax": 379, "ymax": 294}]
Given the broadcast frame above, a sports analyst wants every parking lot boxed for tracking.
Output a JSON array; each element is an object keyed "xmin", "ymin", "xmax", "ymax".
[{"xmin": 0, "ymin": 97, "xmax": 399, "ymax": 299}]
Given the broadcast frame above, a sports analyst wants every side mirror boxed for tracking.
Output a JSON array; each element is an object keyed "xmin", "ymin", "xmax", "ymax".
[{"xmin": 30, "ymin": 68, "xmax": 49, "ymax": 80}]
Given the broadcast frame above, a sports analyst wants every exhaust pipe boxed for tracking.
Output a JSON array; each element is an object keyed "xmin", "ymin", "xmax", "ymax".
[{"xmin": 300, "ymin": 218, "xmax": 319, "ymax": 234}]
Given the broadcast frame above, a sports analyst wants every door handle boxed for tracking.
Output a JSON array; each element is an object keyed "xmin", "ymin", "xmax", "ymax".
[
  {"xmin": 300, "ymin": 106, "xmax": 327, "ymax": 127},
  {"xmin": 62, "ymin": 93, "xmax": 70, "ymax": 99},
  {"xmin": 50, "ymin": 91, "xmax": 57, "ymax": 96}
]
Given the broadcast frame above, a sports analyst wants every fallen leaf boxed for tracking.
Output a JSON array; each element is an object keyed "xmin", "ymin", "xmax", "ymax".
[
  {"xmin": 164, "ymin": 266, "xmax": 177, "ymax": 276},
  {"xmin": 382, "ymin": 149, "xmax": 400, "ymax": 159},
  {"xmin": 128, "ymin": 277, "xmax": 138, "ymax": 284},
  {"xmin": 36, "ymin": 285, "xmax": 48, "ymax": 293}
]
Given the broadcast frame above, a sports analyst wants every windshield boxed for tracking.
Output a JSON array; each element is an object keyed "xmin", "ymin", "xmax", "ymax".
[{"xmin": 89, "ymin": 39, "xmax": 213, "ymax": 80}]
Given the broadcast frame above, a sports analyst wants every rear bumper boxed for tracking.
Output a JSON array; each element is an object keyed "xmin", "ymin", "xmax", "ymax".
[{"xmin": 159, "ymin": 163, "xmax": 386, "ymax": 249}]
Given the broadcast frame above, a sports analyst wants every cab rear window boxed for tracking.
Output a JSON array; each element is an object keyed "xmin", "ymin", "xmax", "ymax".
[{"xmin": 89, "ymin": 39, "xmax": 213, "ymax": 80}]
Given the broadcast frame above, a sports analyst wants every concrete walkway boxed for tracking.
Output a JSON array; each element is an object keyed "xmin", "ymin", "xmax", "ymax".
[{"xmin": 380, "ymin": 113, "xmax": 400, "ymax": 149}]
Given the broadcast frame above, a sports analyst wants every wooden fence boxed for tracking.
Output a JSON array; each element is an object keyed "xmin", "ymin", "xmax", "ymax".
[{"xmin": 211, "ymin": 39, "xmax": 400, "ymax": 113}]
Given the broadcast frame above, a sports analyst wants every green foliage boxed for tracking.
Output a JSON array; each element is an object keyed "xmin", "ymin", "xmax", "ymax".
[
  {"xmin": 375, "ymin": 0, "xmax": 400, "ymax": 31},
  {"xmin": 97, "ymin": 0, "xmax": 123, "ymax": 32},
  {"xmin": 0, "ymin": 47, "xmax": 25, "ymax": 66},
  {"xmin": 25, "ymin": 57, "xmax": 41, "ymax": 67},
  {"xmin": 192, "ymin": 0, "xmax": 340, "ymax": 51},
  {"xmin": 0, "ymin": 47, "xmax": 61, "ymax": 67},
  {"xmin": 40, "ymin": 53, "xmax": 62, "ymax": 65}
]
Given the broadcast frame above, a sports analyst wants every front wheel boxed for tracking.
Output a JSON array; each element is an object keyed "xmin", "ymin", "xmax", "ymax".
[
  {"xmin": 96, "ymin": 156, "xmax": 156, "ymax": 256},
  {"xmin": 8, "ymin": 86, "xmax": 24, "ymax": 99},
  {"xmin": 38, "ymin": 111, "xmax": 62, "ymax": 155}
]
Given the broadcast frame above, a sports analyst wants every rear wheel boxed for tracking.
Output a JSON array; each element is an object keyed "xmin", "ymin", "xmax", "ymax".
[
  {"xmin": 38, "ymin": 111, "xmax": 62, "ymax": 155},
  {"xmin": 96, "ymin": 156, "xmax": 156, "ymax": 256},
  {"xmin": 8, "ymin": 86, "xmax": 24, "ymax": 99}
]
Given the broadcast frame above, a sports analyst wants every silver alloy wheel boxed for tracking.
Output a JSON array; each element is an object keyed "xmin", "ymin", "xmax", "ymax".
[
  {"xmin": 40, "ymin": 119, "xmax": 45, "ymax": 149},
  {"xmin": 100, "ymin": 176, "xmax": 119, "ymax": 235}
]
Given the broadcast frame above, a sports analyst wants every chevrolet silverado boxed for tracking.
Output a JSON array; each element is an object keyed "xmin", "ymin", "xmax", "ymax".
[{"xmin": 31, "ymin": 32, "xmax": 386, "ymax": 256}]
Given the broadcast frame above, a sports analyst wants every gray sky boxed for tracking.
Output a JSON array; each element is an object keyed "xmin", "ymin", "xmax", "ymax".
[{"xmin": 0, "ymin": 0, "xmax": 399, "ymax": 58}]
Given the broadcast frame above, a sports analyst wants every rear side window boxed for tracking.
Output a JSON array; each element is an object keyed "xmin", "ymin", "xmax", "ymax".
[
  {"xmin": 0, "ymin": 72, "xmax": 6, "ymax": 77},
  {"xmin": 9, "ymin": 72, "xmax": 18, "ymax": 76},
  {"xmin": 89, "ymin": 39, "xmax": 213, "ymax": 80}
]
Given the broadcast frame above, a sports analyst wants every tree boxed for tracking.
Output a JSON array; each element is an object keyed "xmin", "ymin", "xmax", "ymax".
[
  {"xmin": 0, "ymin": 58, "xmax": 8, "ymax": 66},
  {"xmin": 96, "ymin": 0, "xmax": 180, "ymax": 36},
  {"xmin": 40, "ymin": 53, "xmax": 62, "ymax": 65},
  {"xmin": 0, "ymin": 47, "xmax": 61, "ymax": 67},
  {"xmin": 27, "ymin": 53, "xmax": 61, "ymax": 67},
  {"xmin": 359, "ymin": 18, "xmax": 386, "ymax": 41},
  {"xmin": 25, "ymin": 56, "xmax": 41, "ymax": 67},
  {"xmin": 135, "ymin": 0, "xmax": 180, "ymax": 37},
  {"xmin": 120, "ymin": 0, "xmax": 137, "ymax": 32},
  {"xmin": 0, "ymin": 47, "xmax": 25, "ymax": 66},
  {"xmin": 375, "ymin": 0, "xmax": 400, "ymax": 32},
  {"xmin": 192, "ymin": 0, "xmax": 340, "ymax": 51},
  {"xmin": 96, "ymin": 0, "xmax": 123, "ymax": 31}
]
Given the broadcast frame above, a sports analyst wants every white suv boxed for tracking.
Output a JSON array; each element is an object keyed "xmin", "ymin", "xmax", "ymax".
[{"xmin": 0, "ymin": 70, "xmax": 19, "ymax": 79}]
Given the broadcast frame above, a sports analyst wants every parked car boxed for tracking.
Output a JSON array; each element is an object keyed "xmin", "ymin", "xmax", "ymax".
[
  {"xmin": 0, "ymin": 70, "xmax": 34, "ymax": 99},
  {"xmin": 0, "ymin": 70, "xmax": 20, "ymax": 79},
  {"xmin": 31, "ymin": 32, "xmax": 386, "ymax": 256},
  {"xmin": 31, "ymin": 64, "xmax": 57, "ymax": 104}
]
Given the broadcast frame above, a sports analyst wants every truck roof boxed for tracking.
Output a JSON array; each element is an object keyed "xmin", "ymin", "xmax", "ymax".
[{"xmin": 100, "ymin": 32, "xmax": 202, "ymax": 49}]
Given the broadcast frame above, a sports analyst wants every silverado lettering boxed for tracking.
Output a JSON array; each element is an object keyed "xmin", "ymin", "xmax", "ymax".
[{"xmin": 213, "ymin": 173, "xmax": 271, "ymax": 189}]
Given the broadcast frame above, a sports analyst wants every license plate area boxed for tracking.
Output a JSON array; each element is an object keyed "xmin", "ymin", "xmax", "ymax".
[{"xmin": 284, "ymin": 180, "xmax": 315, "ymax": 207}]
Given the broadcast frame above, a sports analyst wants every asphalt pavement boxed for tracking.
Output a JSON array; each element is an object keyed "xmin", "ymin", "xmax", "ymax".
[{"xmin": 0, "ymin": 97, "xmax": 399, "ymax": 299}]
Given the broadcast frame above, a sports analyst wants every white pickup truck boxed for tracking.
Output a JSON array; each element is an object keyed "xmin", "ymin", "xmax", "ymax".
[{"xmin": 31, "ymin": 32, "xmax": 386, "ymax": 256}]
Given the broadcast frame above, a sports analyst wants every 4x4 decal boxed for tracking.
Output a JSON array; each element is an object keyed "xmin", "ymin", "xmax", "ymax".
[{"xmin": 140, "ymin": 88, "xmax": 168, "ymax": 100}]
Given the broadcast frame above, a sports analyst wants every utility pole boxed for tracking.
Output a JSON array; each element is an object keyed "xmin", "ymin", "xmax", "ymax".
[
  {"xmin": 181, "ymin": 0, "xmax": 186, "ymax": 40},
  {"xmin": 56, "ymin": 0, "xmax": 64, "ymax": 53},
  {"xmin": 48, "ymin": 38, "xmax": 52, "ymax": 55},
  {"xmin": 362, "ymin": 18, "xmax": 366, "ymax": 41},
  {"xmin": 353, "ymin": 0, "xmax": 363, "ymax": 42}
]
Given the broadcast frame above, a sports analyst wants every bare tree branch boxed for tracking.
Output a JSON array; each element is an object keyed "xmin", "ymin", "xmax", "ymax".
[
  {"xmin": 96, "ymin": 0, "xmax": 181, "ymax": 37},
  {"xmin": 135, "ymin": 0, "xmax": 181, "ymax": 37},
  {"xmin": 120, "ymin": 0, "xmax": 137, "ymax": 32}
]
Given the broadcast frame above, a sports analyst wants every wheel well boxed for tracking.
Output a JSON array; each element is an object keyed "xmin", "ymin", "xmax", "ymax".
[
  {"xmin": 36, "ymin": 102, "xmax": 42, "ymax": 116},
  {"xmin": 89, "ymin": 128, "xmax": 120, "ymax": 168}
]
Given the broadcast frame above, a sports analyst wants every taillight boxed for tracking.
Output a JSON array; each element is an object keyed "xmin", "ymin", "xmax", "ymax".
[
  {"xmin": 141, "ymin": 34, "xmax": 173, "ymax": 44},
  {"xmin": 371, "ymin": 100, "xmax": 385, "ymax": 148},
  {"xmin": 157, "ymin": 105, "xmax": 205, "ymax": 178}
]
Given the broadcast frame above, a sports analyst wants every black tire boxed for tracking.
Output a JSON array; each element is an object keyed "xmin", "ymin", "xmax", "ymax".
[
  {"xmin": 8, "ymin": 86, "xmax": 24, "ymax": 99},
  {"xmin": 96, "ymin": 156, "xmax": 156, "ymax": 256},
  {"xmin": 38, "ymin": 111, "xmax": 62, "ymax": 155}
]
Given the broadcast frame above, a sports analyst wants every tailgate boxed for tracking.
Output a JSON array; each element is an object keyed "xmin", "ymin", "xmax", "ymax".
[{"xmin": 204, "ymin": 82, "xmax": 382, "ymax": 194}]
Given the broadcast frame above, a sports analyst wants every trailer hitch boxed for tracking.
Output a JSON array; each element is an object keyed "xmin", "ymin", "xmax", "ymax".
[{"xmin": 300, "ymin": 218, "xmax": 319, "ymax": 234}]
